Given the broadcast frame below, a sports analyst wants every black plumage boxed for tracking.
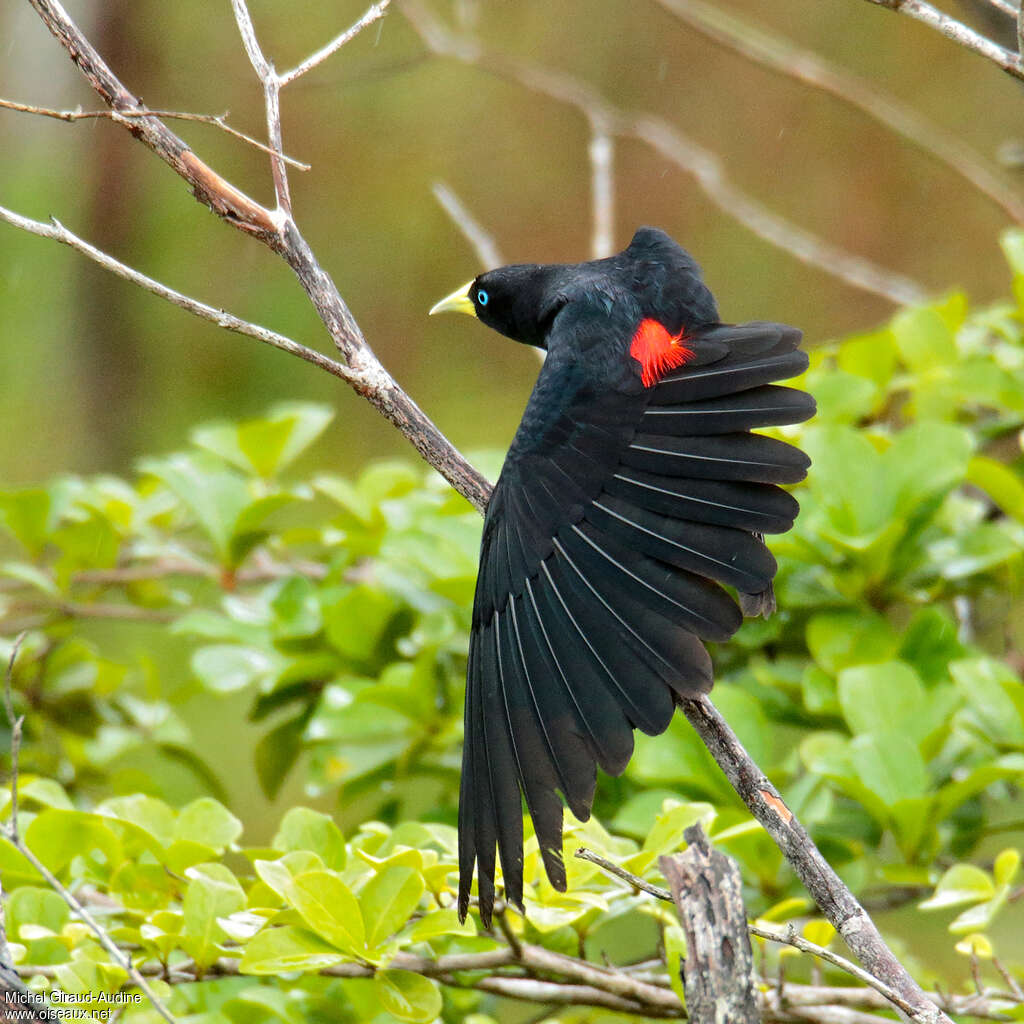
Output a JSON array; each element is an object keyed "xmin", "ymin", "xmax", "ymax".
[{"xmin": 430, "ymin": 227, "xmax": 815, "ymax": 926}]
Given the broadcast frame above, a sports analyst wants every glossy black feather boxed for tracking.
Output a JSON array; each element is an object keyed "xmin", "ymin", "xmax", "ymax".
[
  {"xmin": 642, "ymin": 385, "xmax": 816, "ymax": 435},
  {"xmin": 604, "ymin": 469, "xmax": 799, "ymax": 533},
  {"xmin": 452, "ymin": 228, "xmax": 814, "ymax": 927},
  {"xmin": 624, "ymin": 432, "xmax": 811, "ymax": 483}
]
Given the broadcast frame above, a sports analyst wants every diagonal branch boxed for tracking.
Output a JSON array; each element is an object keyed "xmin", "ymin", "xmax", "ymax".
[
  {"xmin": 0, "ymin": 205, "xmax": 352, "ymax": 384},
  {"xmin": 655, "ymin": 0, "xmax": 1024, "ymax": 224},
  {"xmin": 280, "ymin": 1, "xmax": 392, "ymax": 86},
  {"xmin": 431, "ymin": 181, "xmax": 505, "ymax": 268},
  {"xmin": 0, "ymin": 98, "xmax": 310, "ymax": 169},
  {"xmin": 401, "ymin": 0, "xmax": 928, "ymax": 307},
  {"xmin": 860, "ymin": 0, "xmax": 1024, "ymax": 80},
  {"xmin": 24, "ymin": 0, "xmax": 492, "ymax": 515},
  {"xmin": 679, "ymin": 696, "xmax": 952, "ymax": 1024}
]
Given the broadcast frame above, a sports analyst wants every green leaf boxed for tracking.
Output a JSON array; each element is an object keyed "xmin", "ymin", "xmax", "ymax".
[
  {"xmin": 140, "ymin": 453, "xmax": 249, "ymax": 562},
  {"xmin": 287, "ymin": 870, "xmax": 366, "ymax": 954},
  {"xmin": 967, "ymin": 455, "xmax": 1024, "ymax": 523},
  {"xmin": 848, "ymin": 732, "xmax": 929, "ymax": 806},
  {"xmin": 951, "ymin": 658, "xmax": 1024, "ymax": 748},
  {"xmin": 182, "ymin": 863, "xmax": 246, "ymax": 968},
  {"xmin": 955, "ymin": 932, "xmax": 994, "ymax": 958},
  {"xmin": 405, "ymin": 908, "xmax": 476, "ymax": 942},
  {"xmin": 322, "ymin": 585, "xmax": 397, "ymax": 661},
  {"xmin": 24, "ymin": 809, "xmax": 121, "ymax": 874},
  {"xmin": 804, "ymin": 369, "xmax": 878, "ymax": 423},
  {"xmin": 191, "ymin": 644, "xmax": 279, "ymax": 694},
  {"xmin": 239, "ymin": 925, "xmax": 347, "ymax": 975},
  {"xmin": 0, "ymin": 488, "xmax": 51, "ymax": 556},
  {"xmin": 229, "ymin": 492, "xmax": 298, "ymax": 568},
  {"xmin": 663, "ymin": 922, "xmax": 687, "ymax": 1010},
  {"xmin": 174, "ymin": 798, "xmax": 242, "ymax": 851},
  {"xmin": 254, "ymin": 858, "xmax": 295, "ymax": 902},
  {"xmin": 886, "ymin": 423, "xmax": 973, "ymax": 515},
  {"xmin": 255, "ymin": 710, "xmax": 310, "ymax": 800},
  {"xmin": 374, "ymin": 970, "xmax": 443, "ymax": 1023},
  {"xmin": 891, "ymin": 304, "xmax": 957, "ymax": 371},
  {"xmin": 836, "ymin": 327, "xmax": 897, "ymax": 390},
  {"xmin": 641, "ymin": 802, "xmax": 716, "ymax": 859},
  {"xmin": 98, "ymin": 795, "xmax": 176, "ymax": 846},
  {"xmin": 272, "ymin": 808, "xmax": 346, "ymax": 871},
  {"xmin": 192, "ymin": 403, "xmax": 332, "ymax": 479},
  {"xmin": 361, "ymin": 866, "xmax": 425, "ymax": 949},
  {"xmin": 837, "ymin": 661, "xmax": 925, "ymax": 738},
  {"xmin": 7, "ymin": 888, "xmax": 69, "ymax": 938},
  {"xmin": 271, "ymin": 576, "xmax": 323, "ymax": 638},
  {"xmin": 806, "ymin": 611, "xmax": 898, "ymax": 674},
  {"xmin": 994, "ymin": 848, "xmax": 1021, "ymax": 888}
]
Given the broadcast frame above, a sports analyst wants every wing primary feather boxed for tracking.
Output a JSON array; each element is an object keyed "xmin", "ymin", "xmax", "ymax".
[
  {"xmin": 496, "ymin": 606, "xmax": 569, "ymax": 891},
  {"xmin": 459, "ymin": 639, "xmax": 497, "ymax": 926},
  {"xmin": 524, "ymin": 575, "xmax": 635, "ymax": 775},
  {"xmin": 606, "ymin": 470, "xmax": 798, "ymax": 532},
  {"xmin": 539, "ymin": 558, "xmax": 671, "ymax": 735},
  {"xmin": 479, "ymin": 619, "xmax": 526, "ymax": 917},
  {"xmin": 559, "ymin": 524, "xmax": 741, "ymax": 641},
  {"xmin": 626, "ymin": 432, "xmax": 810, "ymax": 483},
  {"xmin": 642, "ymin": 385, "xmax": 815, "ymax": 434},
  {"xmin": 587, "ymin": 497, "xmax": 776, "ymax": 593},
  {"xmin": 507, "ymin": 594, "xmax": 594, "ymax": 822}
]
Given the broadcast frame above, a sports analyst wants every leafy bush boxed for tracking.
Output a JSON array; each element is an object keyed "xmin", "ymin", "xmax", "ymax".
[{"xmin": 2, "ymin": 235, "xmax": 1024, "ymax": 1019}]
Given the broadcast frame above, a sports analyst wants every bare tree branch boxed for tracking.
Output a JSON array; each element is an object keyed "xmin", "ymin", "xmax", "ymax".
[
  {"xmin": 279, "ymin": 1, "xmax": 392, "ymax": 86},
  {"xmin": 982, "ymin": 0, "xmax": 1018, "ymax": 19},
  {"xmin": 655, "ymin": 0, "xmax": 1024, "ymax": 224},
  {"xmin": 432, "ymin": 181, "xmax": 505, "ymax": 267},
  {"xmin": 588, "ymin": 120, "xmax": 615, "ymax": 258},
  {"xmin": 401, "ymin": 0, "xmax": 929, "ymax": 306},
  {"xmin": 860, "ymin": 0, "xmax": 1024, "ymax": 79},
  {"xmin": 679, "ymin": 696, "xmax": 952, "ymax": 1024},
  {"xmin": 2, "ymin": 638, "xmax": 178, "ymax": 1024},
  {"xmin": 0, "ymin": 98, "xmax": 311, "ymax": 168},
  {"xmin": 0, "ymin": 205, "xmax": 352, "ymax": 383},
  {"xmin": 22, "ymin": 0, "xmax": 492, "ymax": 514}
]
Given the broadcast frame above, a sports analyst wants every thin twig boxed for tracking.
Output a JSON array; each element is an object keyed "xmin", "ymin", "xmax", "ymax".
[
  {"xmin": 0, "ymin": 205, "xmax": 354, "ymax": 385},
  {"xmin": 0, "ymin": 98, "xmax": 310, "ymax": 169},
  {"xmin": 983, "ymin": 0, "xmax": 1018, "ymax": 17},
  {"xmin": 3, "ymin": 635, "xmax": 27, "ymax": 843},
  {"xmin": 279, "ymin": 1, "xmax": 392, "ymax": 85},
  {"xmin": 588, "ymin": 119, "xmax": 615, "ymax": 258},
  {"xmin": 401, "ymin": 0, "xmax": 928, "ymax": 306},
  {"xmin": 860, "ymin": 0, "xmax": 1024, "ymax": 80},
  {"xmin": 750, "ymin": 924, "xmax": 916, "ymax": 1017},
  {"xmin": 576, "ymin": 845, "xmax": 918, "ymax": 1018},
  {"xmin": 432, "ymin": 182, "xmax": 504, "ymax": 267},
  {"xmin": 575, "ymin": 847, "xmax": 672, "ymax": 900},
  {"xmin": 229, "ymin": 0, "xmax": 291, "ymax": 214},
  {"xmin": 2, "ymin": 643, "xmax": 178, "ymax": 1024},
  {"xmin": 654, "ymin": 0, "xmax": 1024, "ymax": 224},
  {"xmin": 0, "ymin": 833, "xmax": 179, "ymax": 1023}
]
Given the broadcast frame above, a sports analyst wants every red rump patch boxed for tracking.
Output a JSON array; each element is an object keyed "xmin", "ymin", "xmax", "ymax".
[{"xmin": 629, "ymin": 318, "xmax": 693, "ymax": 388}]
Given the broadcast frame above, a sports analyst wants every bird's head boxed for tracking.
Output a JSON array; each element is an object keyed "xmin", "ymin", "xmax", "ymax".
[{"xmin": 430, "ymin": 263, "xmax": 566, "ymax": 349}]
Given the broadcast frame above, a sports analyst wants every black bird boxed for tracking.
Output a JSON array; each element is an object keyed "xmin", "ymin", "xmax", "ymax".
[{"xmin": 430, "ymin": 227, "xmax": 815, "ymax": 927}]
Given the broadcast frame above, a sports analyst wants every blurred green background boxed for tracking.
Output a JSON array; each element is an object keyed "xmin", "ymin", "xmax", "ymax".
[{"xmin": 2, "ymin": 0, "xmax": 1023, "ymax": 487}]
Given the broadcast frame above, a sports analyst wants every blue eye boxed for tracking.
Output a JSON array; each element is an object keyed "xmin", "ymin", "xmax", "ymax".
[{"xmin": 477, "ymin": 289, "xmax": 489, "ymax": 306}]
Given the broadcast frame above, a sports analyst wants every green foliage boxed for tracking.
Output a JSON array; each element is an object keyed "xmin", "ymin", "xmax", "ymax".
[{"xmin": 4, "ymin": 241, "xmax": 1024, "ymax": 1016}]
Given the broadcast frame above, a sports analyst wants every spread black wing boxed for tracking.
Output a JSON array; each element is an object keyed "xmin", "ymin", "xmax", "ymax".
[{"xmin": 458, "ymin": 315, "xmax": 815, "ymax": 926}]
